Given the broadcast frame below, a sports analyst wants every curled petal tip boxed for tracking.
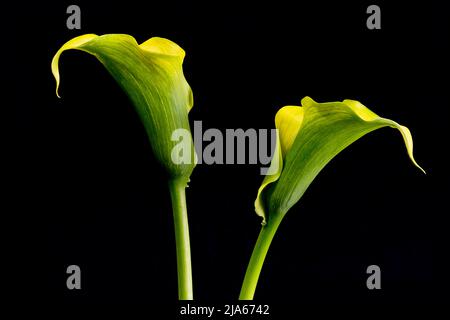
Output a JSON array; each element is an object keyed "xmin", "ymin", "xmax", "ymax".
[
  {"xmin": 51, "ymin": 34, "xmax": 98, "ymax": 100},
  {"xmin": 413, "ymin": 161, "xmax": 426, "ymax": 175}
]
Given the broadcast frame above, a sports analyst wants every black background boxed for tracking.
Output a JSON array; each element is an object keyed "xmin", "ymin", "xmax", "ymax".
[{"xmin": 8, "ymin": 0, "xmax": 449, "ymax": 314}]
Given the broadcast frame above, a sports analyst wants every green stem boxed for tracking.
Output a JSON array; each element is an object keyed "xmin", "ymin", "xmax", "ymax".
[
  {"xmin": 239, "ymin": 215, "xmax": 283, "ymax": 300},
  {"xmin": 168, "ymin": 179, "xmax": 193, "ymax": 300}
]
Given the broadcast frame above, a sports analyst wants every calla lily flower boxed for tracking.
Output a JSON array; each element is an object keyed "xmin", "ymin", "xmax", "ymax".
[
  {"xmin": 240, "ymin": 96, "xmax": 425, "ymax": 300},
  {"xmin": 52, "ymin": 34, "xmax": 195, "ymax": 180},
  {"xmin": 52, "ymin": 34, "xmax": 195, "ymax": 299}
]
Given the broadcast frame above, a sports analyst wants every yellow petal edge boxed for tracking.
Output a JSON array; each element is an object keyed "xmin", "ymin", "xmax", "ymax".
[
  {"xmin": 51, "ymin": 34, "xmax": 190, "ymax": 110},
  {"xmin": 254, "ymin": 106, "xmax": 304, "ymax": 224},
  {"xmin": 51, "ymin": 34, "xmax": 98, "ymax": 98}
]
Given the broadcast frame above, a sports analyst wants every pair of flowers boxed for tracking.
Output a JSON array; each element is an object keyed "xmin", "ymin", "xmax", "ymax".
[{"xmin": 52, "ymin": 34, "xmax": 424, "ymax": 300}]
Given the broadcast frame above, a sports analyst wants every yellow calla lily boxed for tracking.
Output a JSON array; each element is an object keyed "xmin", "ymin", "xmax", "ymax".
[
  {"xmin": 52, "ymin": 34, "xmax": 195, "ymax": 299},
  {"xmin": 52, "ymin": 34, "xmax": 195, "ymax": 181},
  {"xmin": 256, "ymin": 96, "xmax": 424, "ymax": 224},
  {"xmin": 241, "ymin": 96, "xmax": 425, "ymax": 300}
]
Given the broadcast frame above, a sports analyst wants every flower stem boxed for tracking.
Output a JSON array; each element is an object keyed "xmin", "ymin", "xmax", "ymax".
[
  {"xmin": 168, "ymin": 178, "xmax": 193, "ymax": 300},
  {"xmin": 239, "ymin": 215, "xmax": 283, "ymax": 300}
]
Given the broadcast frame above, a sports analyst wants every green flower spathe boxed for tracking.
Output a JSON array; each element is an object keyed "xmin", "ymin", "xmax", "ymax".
[
  {"xmin": 52, "ymin": 34, "xmax": 195, "ymax": 182},
  {"xmin": 240, "ymin": 96, "xmax": 425, "ymax": 299},
  {"xmin": 256, "ymin": 96, "xmax": 424, "ymax": 224},
  {"xmin": 52, "ymin": 34, "xmax": 196, "ymax": 299}
]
